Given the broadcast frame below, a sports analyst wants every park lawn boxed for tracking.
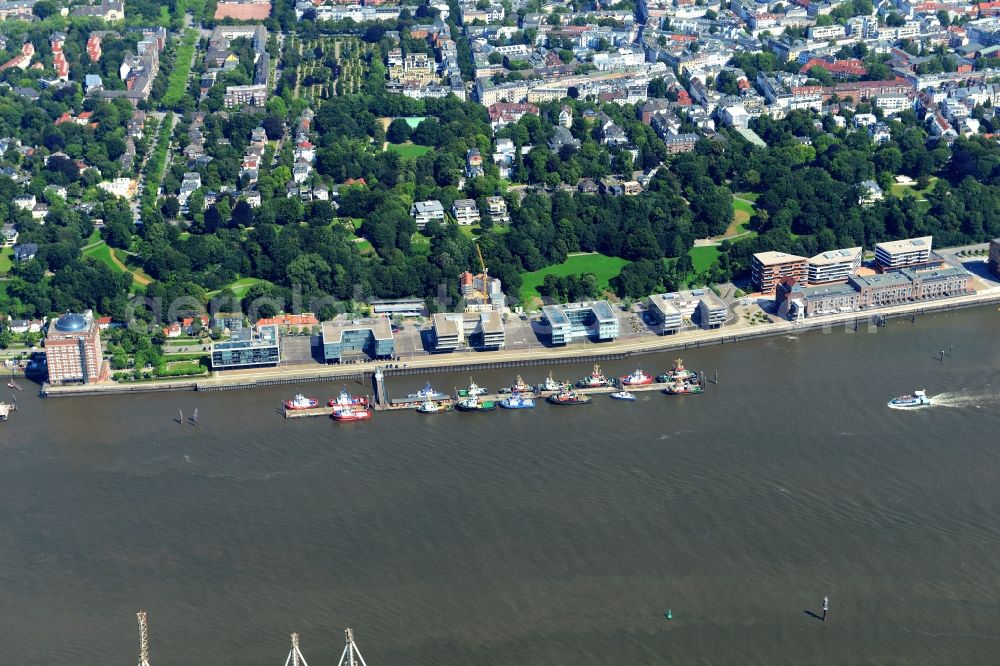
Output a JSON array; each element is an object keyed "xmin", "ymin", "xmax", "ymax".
[
  {"xmin": 734, "ymin": 191, "xmax": 759, "ymax": 203},
  {"xmin": 114, "ymin": 249, "xmax": 152, "ymax": 286},
  {"xmin": 386, "ymin": 142, "xmax": 432, "ymax": 160},
  {"xmin": 0, "ymin": 247, "xmax": 13, "ymax": 274},
  {"xmin": 84, "ymin": 241, "xmax": 127, "ymax": 275},
  {"xmin": 519, "ymin": 252, "xmax": 629, "ymax": 307},
  {"xmin": 688, "ymin": 245, "xmax": 721, "ymax": 273},
  {"xmin": 890, "ymin": 177, "xmax": 938, "ymax": 200},
  {"xmin": 85, "ymin": 228, "xmax": 101, "ymax": 245},
  {"xmin": 410, "ymin": 233, "xmax": 431, "ymax": 253},
  {"xmin": 221, "ymin": 277, "xmax": 268, "ymax": 298},
  {"xmin": 721, "ymin": 197, "xmax": 755, "ymax": 237}
]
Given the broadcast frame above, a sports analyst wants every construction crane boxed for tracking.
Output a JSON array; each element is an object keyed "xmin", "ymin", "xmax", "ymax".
[
  {"xmin": 475, "ymin": 243, "xmax": 488, "ymax": 275},
  {"xmin": 338, "ymin": 628, "xmax": 368, "ymax": 666},
  {"xmin": 284, "ymin": 632, "xmax": 310, "ymax": 666},
  {"xmin": 136, "ymin": 610, "xmax": 150, "ymax": 666}
]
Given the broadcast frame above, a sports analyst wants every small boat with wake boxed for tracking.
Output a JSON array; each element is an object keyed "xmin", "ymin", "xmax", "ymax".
[
  {"xmin": 887, "ymin": 390, "xmax": 931, "ymax": 409},
  {"xmin": 610, "ymin": 390, "xmax": 636, "ymax": 401}
]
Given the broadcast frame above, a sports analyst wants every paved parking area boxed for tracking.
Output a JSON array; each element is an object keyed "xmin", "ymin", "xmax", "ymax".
[{"xmin": 281, "ymin": 335, "xmax": 318, "ymax": 364}]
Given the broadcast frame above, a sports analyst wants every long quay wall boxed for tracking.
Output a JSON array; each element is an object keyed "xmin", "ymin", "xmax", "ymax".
[{"xmin": 41, "ymin": 290, "xmax": 1000, "ymax": 398}]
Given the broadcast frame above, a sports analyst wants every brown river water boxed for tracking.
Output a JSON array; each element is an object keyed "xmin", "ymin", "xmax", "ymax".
[{"xmin": 2, "ymin": 306, "xmax": 1000, "ymax": 664}]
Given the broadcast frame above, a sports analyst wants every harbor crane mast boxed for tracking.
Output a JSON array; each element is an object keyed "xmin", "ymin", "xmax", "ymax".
[
  {"xmin": 136, "ymin": 610, "xmax": 150, "ymax": 666},
  {"xmin": 284, "ymin": 632, "xmax": 310, "ymax": 666},
  {"xmin": 338, "ymin": 628, "xmax": 368, "ymax": 666}
]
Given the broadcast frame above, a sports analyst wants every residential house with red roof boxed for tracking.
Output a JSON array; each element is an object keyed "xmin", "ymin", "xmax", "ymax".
[{"xmin": 255, "ymin": 313, "xmax": 319, "ymax": 332}]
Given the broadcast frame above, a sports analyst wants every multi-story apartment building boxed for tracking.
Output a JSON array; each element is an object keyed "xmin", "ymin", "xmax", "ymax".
[
  {"xmin": 874, "ymin": 236, "xmax": 938, "ymax": 272},
  {"xmin": 224, "ymin": 84, "xmax": 267, "ymax": 107},
  {"xmin": 410, "ymin": 200, "xmax": 445, "ymax": 229},
  {"xmin": 807, "ymin": 247, "xmax": 863, "ymax": 285},
  {"xmin": 751, "ymin": 251, "xmax": 808, "ymax": 294},
  {"xmin": 45, "ymin": 312, "xmax": 106, "ymax": 384},
  {"xmin": 452, "ymin": 199, "xmax": 480, "ymax": 226}
]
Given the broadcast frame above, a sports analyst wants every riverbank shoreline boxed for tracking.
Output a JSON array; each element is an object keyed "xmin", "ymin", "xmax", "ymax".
[{"xmin": 42, "ymin": 289, "xmax": 1000, "ymax": 398}]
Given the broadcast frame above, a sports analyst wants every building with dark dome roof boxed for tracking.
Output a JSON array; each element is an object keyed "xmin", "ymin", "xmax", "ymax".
[
  {"xmin": 45, "ymin": 311, "xmax": 107, "ymax": 384},
  {"xmin": 54, "ymin": 313, "xmax": 88, "ymax": 332}
]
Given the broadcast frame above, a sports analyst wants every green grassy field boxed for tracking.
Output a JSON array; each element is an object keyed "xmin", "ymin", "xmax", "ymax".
[
  {"xmin": 84, "ymin": 241, "xmax": 126, "ymax": 274},
  {"xmin": 115, "ymin": 249, "xmax": 152, "ymax": 286},
  {"xmin": 688, "ymin": 245, "xmax": 721, "ymax": 273},
  {"xmin": 410, "ymin": 233, "xmax": 431, "ymax": 253},
  {"xmin": 733, "ymin": 191, "xmax": 759, "ymax": 202},
  {"xmin": 219, "ymin": 277, "xmax": 268, "ymax": 298},
  {"xmin": 721, "ymin": 197, "xmax": 755, "ymax": 237},
  {"xmin": 163, "ymin": 31, "xmax": 198, "ymax": 108},
  {"xmin": 386, "ymin": 143, "xmax": 432, "ymax": 160},
  {"xmin": 890, "ymin": 177, "xmax": 938, "ymax": 200},
  {"xmin": 84, "ymin": 242, "xmax": 151, "ymax": 288},
  {"xmin": 519, "ymin": 253, "xmax": 628, "ymax": 307},
  {"xmin": 0, "ymin": 247, "xmax": 13, "ymax": 274}
]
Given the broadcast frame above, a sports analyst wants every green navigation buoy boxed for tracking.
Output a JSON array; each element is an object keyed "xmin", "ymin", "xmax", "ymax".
[{"xmin": 665, "ymin": 609, "xmax": 672, "ymax": 620}]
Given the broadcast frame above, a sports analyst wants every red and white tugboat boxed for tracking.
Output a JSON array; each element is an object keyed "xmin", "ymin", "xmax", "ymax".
[
  {"xmin": 332, "ymin": 405, "xmax": 373, "ymax": 421},
  {"xmin": 328, "ymin": 389, "xmax": 369, "ymax": 408},
  {"xmin": 576, "ymin": 363, "xmax": 610, "ymax": 388},
  {"xmin": 285, "ymin": 393, "xmax": 318, "ymax": 410},
  {"xmin": 620, "ymin": 367, "xmax": 653, "ymax": 386}
]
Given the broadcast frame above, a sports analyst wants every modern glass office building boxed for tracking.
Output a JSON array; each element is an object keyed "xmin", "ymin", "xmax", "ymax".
[
  {"xmin": 541, "ymin": 300, "xmax": 619, "ymax": 345},
  {"xmin": 321, "ymin": 318, "xmax": 395, "ymax": 362},
  {"xmin": 210, "ymin": 325, "xmax": 280, "ymax": 369}
]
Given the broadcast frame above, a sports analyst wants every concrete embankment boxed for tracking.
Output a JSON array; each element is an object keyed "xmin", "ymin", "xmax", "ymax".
[{"xmin": 41, "ymin": 290, "xmax": 1000, "ymax": 398}]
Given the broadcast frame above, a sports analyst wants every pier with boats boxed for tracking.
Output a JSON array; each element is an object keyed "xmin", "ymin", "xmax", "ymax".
[{"xmin": 281, "ymin": 360, "xmax": 710, "ymax": 421}]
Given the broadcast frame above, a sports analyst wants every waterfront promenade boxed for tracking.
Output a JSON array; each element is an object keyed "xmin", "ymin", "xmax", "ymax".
[{"xmin": 42, "ymin": 286, "xmax": 1000, "ymax": 397}]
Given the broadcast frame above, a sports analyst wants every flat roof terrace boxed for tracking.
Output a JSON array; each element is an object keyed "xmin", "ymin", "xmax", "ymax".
[{"xmin": 321, "ymin": 318, "xmax": 393, "ymax": 343}]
